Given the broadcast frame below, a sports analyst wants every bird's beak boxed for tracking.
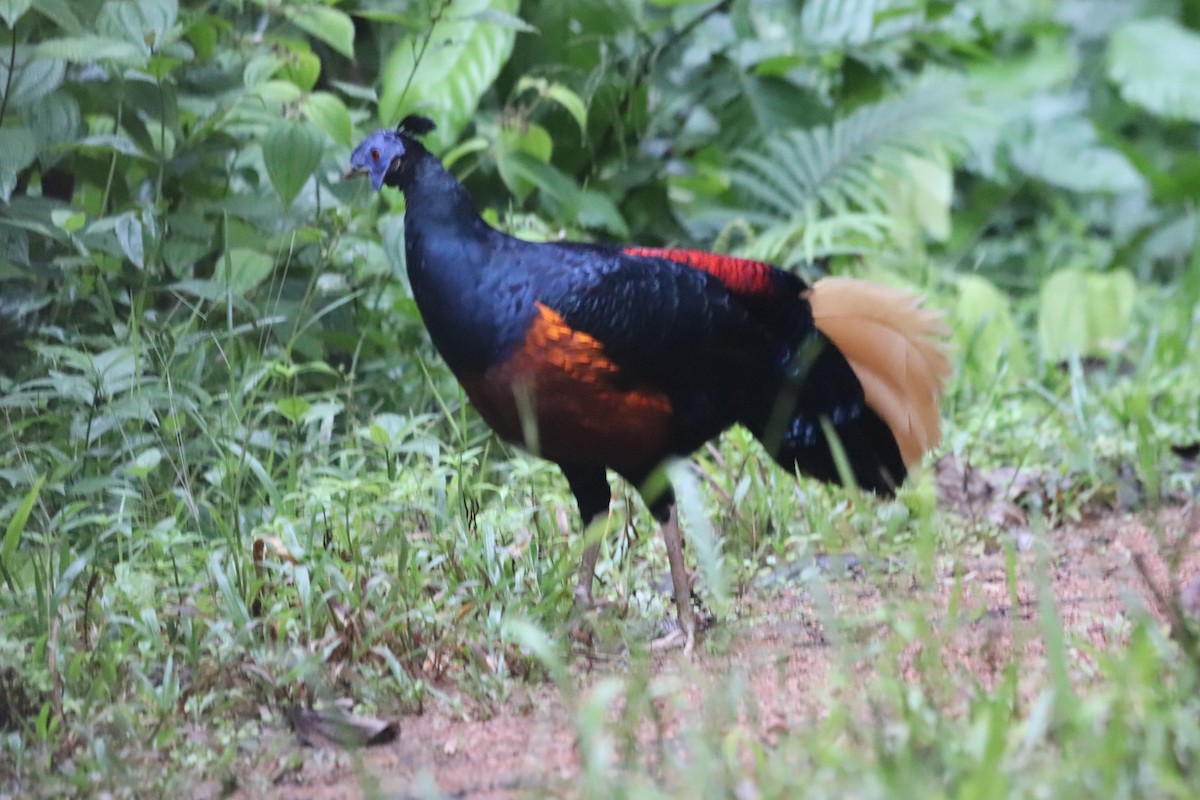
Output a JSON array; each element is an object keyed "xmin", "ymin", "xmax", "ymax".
[{"xmin": 343, "ymin": 166, "xmax": 366, "ymax": 181}]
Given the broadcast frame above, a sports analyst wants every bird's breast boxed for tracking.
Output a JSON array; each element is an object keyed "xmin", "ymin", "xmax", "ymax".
[{"xmin": 458, "ymin": 303, "xmax": 674, "ymax": 472}]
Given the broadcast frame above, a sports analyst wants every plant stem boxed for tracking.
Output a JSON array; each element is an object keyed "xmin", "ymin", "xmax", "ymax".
[{"xmin": 0, "ymin": 23, "xmax": 16, "ymax": 129}]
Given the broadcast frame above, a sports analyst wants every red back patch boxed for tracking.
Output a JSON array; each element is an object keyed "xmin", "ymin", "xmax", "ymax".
[{"xmin": 624, "ymin": 246, "xmax": 778, "ymax": 299}]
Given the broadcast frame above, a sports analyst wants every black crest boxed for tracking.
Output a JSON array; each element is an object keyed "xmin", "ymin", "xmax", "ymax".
[{"xmin": 397, "ymin": 115, "xmax": 437, "ymax": 137}]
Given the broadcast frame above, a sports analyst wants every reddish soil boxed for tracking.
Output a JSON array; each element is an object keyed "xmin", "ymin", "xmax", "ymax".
[{"xmin": 224, "ymin": 505, "xmax": 1200, "ymax": 800}]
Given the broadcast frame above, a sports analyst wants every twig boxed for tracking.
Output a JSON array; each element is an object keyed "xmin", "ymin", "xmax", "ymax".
[
  {"xmin": 0, "ymin": 23, "xmax": 17, "ymax": 129},
  {"xmin": 388, "ymin": 0, "xmax": 454, "ymax": 126}
]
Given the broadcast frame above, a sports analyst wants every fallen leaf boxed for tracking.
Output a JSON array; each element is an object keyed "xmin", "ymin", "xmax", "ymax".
[{"xmin": 285, "ymin": 706, "xmax": 398, "ymax": 747}]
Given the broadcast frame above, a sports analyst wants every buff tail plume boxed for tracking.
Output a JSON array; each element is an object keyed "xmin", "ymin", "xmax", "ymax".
[{"xmin": 808, "ymin": 277, "xmax": 951, "ymax": 469}]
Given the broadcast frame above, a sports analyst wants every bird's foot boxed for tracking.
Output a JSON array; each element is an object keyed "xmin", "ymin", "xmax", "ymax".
[
  {"xmin": 568, "ymin": 589, "xmax": 625, "ymax": 656},
  {"xmin": 649, "ymin": 600, "xmax": 714, "ymax": 657},
  {"xmin": 649, "ymin": 625, "xmax": 693, "ymax": 656},
  {"xmin": 572, "ymin": 585, "xmax": 621, "ymax": 612}
]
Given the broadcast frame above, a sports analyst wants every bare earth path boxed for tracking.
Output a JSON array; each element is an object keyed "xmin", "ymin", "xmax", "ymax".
[{"xmin": 225, "ymin": 506, "xmax": 1199, "ymax": 800}]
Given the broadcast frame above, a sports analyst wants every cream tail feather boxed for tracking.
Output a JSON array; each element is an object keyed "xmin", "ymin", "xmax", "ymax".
[{"xmin": 807, "ymin": 278, "xmax": 951, "ymax": 469}]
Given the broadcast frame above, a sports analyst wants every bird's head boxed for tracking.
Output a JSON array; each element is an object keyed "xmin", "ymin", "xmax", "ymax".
[{"xmin": 347, "ymin": 115, "xmax": 437, "ymax": 190}]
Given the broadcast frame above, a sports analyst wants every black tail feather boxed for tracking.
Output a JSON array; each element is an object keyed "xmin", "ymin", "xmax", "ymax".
[{"xmin": 751, "ymin": 334, "xmax": 906, "ymax": 495}]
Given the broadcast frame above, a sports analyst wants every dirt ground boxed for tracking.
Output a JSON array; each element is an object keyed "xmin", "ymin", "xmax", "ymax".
[{"xmin": 223, "ymin": 504, "xmax": 1200, "ymax": 800}]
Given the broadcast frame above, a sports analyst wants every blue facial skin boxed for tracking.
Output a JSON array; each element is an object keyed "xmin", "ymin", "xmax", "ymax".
[{"xmin": 348, "ymin": 130, "xmax": 407, "ymax": 190}]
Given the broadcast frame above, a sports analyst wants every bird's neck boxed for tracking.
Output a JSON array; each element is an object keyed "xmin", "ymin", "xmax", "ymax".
[
  {"xmin": 390, "ymin": 148, "xmax": 485, "ymax": 237},
  {"xmin": 388, "ymin": 145, "xmax": 512, "ymax": 374}
]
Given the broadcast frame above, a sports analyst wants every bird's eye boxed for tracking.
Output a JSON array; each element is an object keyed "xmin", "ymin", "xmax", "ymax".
[{"xmin": 370, "ymin": 148, "xmax": 381, "ymax": 163}]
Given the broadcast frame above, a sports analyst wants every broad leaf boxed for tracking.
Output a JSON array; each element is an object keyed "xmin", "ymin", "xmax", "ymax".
[
  {"xmin": 303, "ymin": 91, "xmax": 353, "ymax": 147},
  {"xmin": 1108, "ymin": 17, "xmax": 1200, "ymax": 124},
  {"xmin": 97, "ymin": 0, "xmax": 178, "ymax": 53},
  {"xmin": 125, "ymin": 448, "xmax": 163, "ymax": 478},
  {"xmin": 26, "ymin": 91, "xmax": 81, "ymax": 153},
  {"xmin": 284, "ymin": 5, "xmax": 355, "ymax": 59},
  {"xmin": 0, "ymin": 0, "xmax": 31, "ymax": 28},
  {"xmin": 218, "ymin": 248, "xmax": 275, "ymax": 295},
  {"xmin": 0, "ymin": 127, "xmax": 35, "ymax": 203},
  {"xmin": 31, "ymin": 35, "xmax": 146, "ymax": 64},
  {"xmin": 1038, "ymin": 269, "xmax": 1136, "ymax": 362},
  {"xmin": 0, "ymin": 54, "xmax": 65, "ymax": 108},
  {"xmin": 516, "ymin": 76, "xmax": 588, "ymax": 135},
  {"xmin": 379, "ymin": 0, "xmax": 518, "ymax": 151},
  {"xmin": 262, "ymin": 120, "xmax": 323, "ymax": 208},
  {"xmin": 274, "ymin": 397, "xmax": 311, "ymax": 424},
  {"xmin": 2, "ymin": 475, "xmax": 43, "ymax": 571},
  {"xmin": 496, "ymin": 122, "xmax": 553, "ymax": 202},
  {"xmin": 504, "ymin": 154, "xmax": 628, "ymax": 236},
  {"xmin": 954, "ymin": 275, "xmax": 1028, "ymax": 384},
  {"xmin": 115, "ymin": 212, "xmax": 146, "ymax": 269},
  {"xmin": 31, "ymin": 0, "xmax": 82, "ymax": 33},
  {"xmin": 1012, "ymin": 112, "xmax": 1145, "ymax": 195}
]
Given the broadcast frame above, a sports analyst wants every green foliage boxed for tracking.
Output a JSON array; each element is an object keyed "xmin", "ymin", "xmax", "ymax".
[
  {"xmin": 1038, "ymin": 269, "xmax": 1137, "ymax": 363},
  {"xmin": 378, "ymin": 0, "xmax": 520, "ymax": 151},
  {"xmin": 953, "ymin": 275, "xmax": 1029, "ymax": 385},
  {"xmin": 2, "ymin": 0, "xmax": 1200, "ymax": 794},
  {"xmin": 1108, "ymin": 16, "xmax": 1200, "ymax": 124}
]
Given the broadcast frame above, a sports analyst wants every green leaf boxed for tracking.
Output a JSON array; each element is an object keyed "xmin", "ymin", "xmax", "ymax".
[
  {"xmin": 1037, "ymin": 269, "xmax": 1137, "ymax": 362},
  {"xmin": 0, "ymin": 55, "xmax": 65, "ymax": 108},
  {"xmin": 461, "ymin": 6, "xmax": 537, "ymax": 32},
  {"xmin": 303, "ymin": 91, "xmax": 353, "ymax": 147},
  {"xmin": 505, "ymin": 153, "xmax": 627, "ymax": 236},
  {"xmin": 496, "ymin": 121, "xmax": 553, "ymax": 202},
  {"xmin": 279, "ymin": 45, "xmax": 321, "ymax": 92},
  {"xmin": 516, "ymin": 76, "xmax": 588, "ymax": 134},
  {"xmin": 97, "ymin": 0, "xmax": 178, "ymax": 53},
  {"xmin": 0, "ymin": 0, "xmax": 31, "ymax": 28},
  {"xmin": 274, "ymin": 397, "xmax": 311, "ymax": 424},
  {"xmin": 26, "ymin": 92, "xmax": 81, "ymax": 152},
  {"xmin": 442, "ymin": 135, "xmax": 489, "ymax": 169},
  {"xmin": 284, "ymin": 5, "xmax": 355, "ymax": 59},
  {"xmin": 953, "ymin": 275, "xmax": 1028, "ymax": 384},
  {"xmin": 32, "ymin": 0, "xmax": 82, "ymax": 33},
  {"xmin": 31, "ymin": 35, "xmax": 146, "ymax": 64},
  {"xmin": 244, "ymin": 55, "xmax": 283, "ymax": 87},
  {"xmin": 1108, "ymin": 17, "xmax": 1200, "ymax": 124},
  {"xmin": 115, "ymin": 212, "xmax": 146, "ymax": 269},
  {"xmin": 0, "ymin": 127, "xmax": 35, "ymax": 203},
  {"xmin": 379, "ymin": 0, "xmax": 518, "ymax": 151},
  {"xmin": 1012, "ymin": 114, "xmax": 1145, "ymax": 195},
  {"xmin": 184, "ymin": 16, "xmax": 218, "ymax": 60},
  {"xmin": 217, "ymin": 248, "xmax": 275, "ymax": 295},
  {"xmin": 262, "ymin": 120, "xmax": 323, "ymax": 207},
  {"xmin": 2, "ymin": 475, "xmax": 43, "ymax": 571},
  {"xmin": 125, "ymin": 448, "xmax": 163, "ymax": 478},
  {"xmin": 544, "ymin": 83, "xmax": 588, "ymax": 133},
  {"xmin": 881, "ymin": 149, "xmax": 953, "ymax": 243}
]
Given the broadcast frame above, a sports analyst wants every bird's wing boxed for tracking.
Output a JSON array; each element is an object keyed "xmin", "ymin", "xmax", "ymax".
[{"xmin": 534, "ymin": 243, "xmax": 792, "ymax": 388}]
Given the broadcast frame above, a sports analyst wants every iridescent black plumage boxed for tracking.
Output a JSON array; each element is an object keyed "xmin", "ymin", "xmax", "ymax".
[{"xmin": 349, "ymin": 119, "xmax": 947, "ymax": 651}]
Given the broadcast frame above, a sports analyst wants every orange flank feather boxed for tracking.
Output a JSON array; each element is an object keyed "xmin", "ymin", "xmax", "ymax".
[
  {"xmin": 460, "ymin": 303, "xmax": 674, "ymax": 471},
  {"xmin": 807, "ymin": 278, "xmax": 951, "ymax": 468}
]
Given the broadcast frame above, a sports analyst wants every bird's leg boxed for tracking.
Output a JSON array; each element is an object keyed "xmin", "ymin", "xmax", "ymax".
[
  {"xmin": 651, "ymin": 505, "xmax": 696, "ymax": 656},
  {"xmin": 574, "ymin": 527, "xmax": 603, "ymax": 607},
  {"xmin": 563, "ymin": 465, "xmax": 613, "ymax": 614}
]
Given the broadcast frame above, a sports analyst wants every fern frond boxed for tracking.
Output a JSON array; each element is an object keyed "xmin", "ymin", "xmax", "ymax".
[{"xmin": 729, "ymin": 85, "xmax": 966, "ymax": 261}]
